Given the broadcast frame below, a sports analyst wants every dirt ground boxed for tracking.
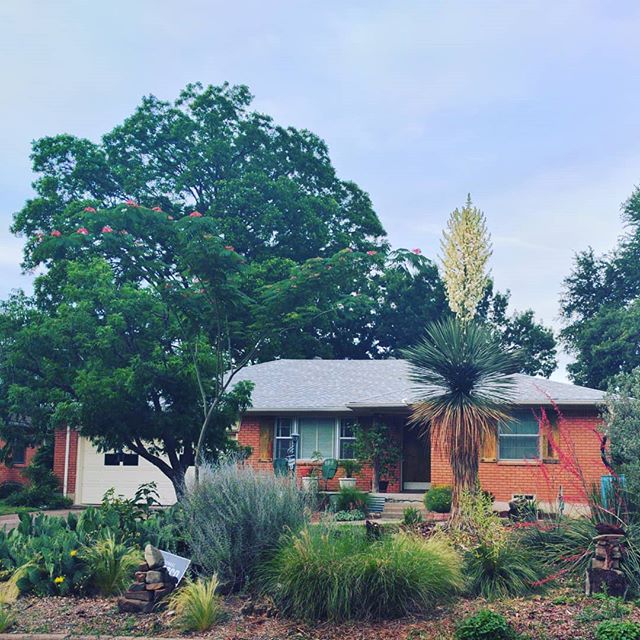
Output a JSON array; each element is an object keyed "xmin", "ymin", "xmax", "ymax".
[{"xmin": 7, "ymin": 583, "xmax": 640, "ymax": 640}]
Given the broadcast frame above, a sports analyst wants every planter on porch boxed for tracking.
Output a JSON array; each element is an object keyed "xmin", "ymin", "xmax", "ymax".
[
  {"xmin": 339, "ymin": 477, "xmax": 357, "ymax": 490},
  {"xmin": 301, "ymin": 476, "xmax": 319, "ymax": 492}
]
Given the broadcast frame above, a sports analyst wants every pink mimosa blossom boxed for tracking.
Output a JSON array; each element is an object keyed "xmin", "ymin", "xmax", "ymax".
[
  {"xmin": 83, "ymin": 207, "xmax": 96, "ymax": 212},
  {"xmin": 76, "ymin": 227, "xmax": 89, "ymax": 235},
  {"xmin": 189, "ymin": 211, "xmax": 203, "ymax": 218},
  {"xmin": 101, "ymin": 225, "xmax": 113, "ymax": 233},
  {"xmin": 125, "ymin": 199, "xmax": 140, "ymax": 207},
  {"xmin": 224, "ymin": 245, "xmax": 235, "ymax": 251},
  {"xmin": 51, "ymin": 230, "xmax": 62, "ymax": 237},
  {"xmin": 152, "ymin": 206, "xmax": 162, "ymax": 212},
  {"xmin": 366, "ymin": 250, "xmax": 378, "ymax": 255},
  {"xmin": 411, "ymin": 248, "xmax": 422, "ymax": 255},
  {"xmin": 167, "ymin": 216, "xmax": 174, "ymax": 221}
]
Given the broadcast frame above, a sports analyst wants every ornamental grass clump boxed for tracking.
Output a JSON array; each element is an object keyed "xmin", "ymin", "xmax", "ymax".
[
  {"xmin": 183, "ymin": 456, "xmax": 309, "ymax": 590},
  {"xmin": 261, "ymin": 525, "xmax": 463, "ymax": 621},
  {"xmin": 168, "ymin": 575, "xmax": 224, "ymax": 632},
  {"xmin": 81, "ymin": 532, "xmax": 141, "ymax": 596}
]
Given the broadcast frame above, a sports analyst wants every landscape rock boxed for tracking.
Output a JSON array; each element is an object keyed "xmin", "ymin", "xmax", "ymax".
[
  {"xmin": 117, "ymin": 597, "xmax": 155, "ymax": 614},
  {"xmin": 145, "ymin": 569, "xmax": 165, "ymax": 584},
  {"xmin": 144, "ymin": 544, "xmax": 165, "ymax": 570}
]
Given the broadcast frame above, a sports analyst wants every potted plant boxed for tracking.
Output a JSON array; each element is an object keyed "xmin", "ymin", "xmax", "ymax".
[
  {"xmin": 301, "ymin": 451, "xmax": 323, "ymax": 492},
  {"xmin": 338, "ymin": 459, "xmax": 362, "ymax": 489},
  {"xmin": 353, "ymin": 419, "xmax": 401, "ymax": 493}
]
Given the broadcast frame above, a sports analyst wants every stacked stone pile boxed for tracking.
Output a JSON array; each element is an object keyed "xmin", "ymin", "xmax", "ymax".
[
  {"xmin": 118, "ymin": 544, "xmax": 177, "ymax": 613},
  {"xmin": 586, "ymin": 523, "xmax": 627, "ymax": 597}
]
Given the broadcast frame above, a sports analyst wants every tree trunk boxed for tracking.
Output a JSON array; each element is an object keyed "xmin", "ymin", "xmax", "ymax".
[
  {"xmin": 171, "ymin": 466, "xmax": 187, "ymax": 502},
  {"xmin": 450, "ymin": 452, "xmax": 480, "ymax": 517}
]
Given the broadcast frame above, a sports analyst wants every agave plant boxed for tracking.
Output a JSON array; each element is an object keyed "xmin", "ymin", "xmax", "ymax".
[{"xmin": 402, "ymin": 318, "xmax": 518, "ymax": 512}]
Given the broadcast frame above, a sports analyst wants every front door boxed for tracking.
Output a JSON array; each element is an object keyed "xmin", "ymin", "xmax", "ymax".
[{"xmin": 402, "ymin": 425, "xmax": 430, "ymax": 491}]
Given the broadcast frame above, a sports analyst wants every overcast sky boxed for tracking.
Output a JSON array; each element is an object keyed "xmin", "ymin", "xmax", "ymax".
[{"xmin": 1, "ymin": 1, "xmax": 639, "ymax": 380}]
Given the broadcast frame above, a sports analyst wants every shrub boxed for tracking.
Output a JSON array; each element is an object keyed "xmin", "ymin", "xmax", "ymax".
[
  {"xmin": 81, "ymin": 532, "xmax": 141, "ymax": 595},
  {"xmin": 0, "ymin": 482, "xmax": 22, "ymax": 501},
  {"xmin": 402, "ymin": 507, "xmax": 423, "ymax": 526},
  {"xmin": 596, "ymin": 620, "xmax": 640, "ymax": 640},
  {"xmin": 508, "ymin": 496, "xmax": 538, "ymax": 522},
  {"xmin": 576, "ymin": 593, "xmax": 631, "ymax": 623},
  {"xmin": 334, "ymin": 510, "xmax": 365, "ymax": 522},
  {"xmin": 334, "ymin": 486, "xmax": 368, "ymax": 512},
  {"xmin": 424, "ymin": 485, "xmax": 452, "ymax": 513},
  {"xmin": 261, "ymin": 526, "xmax": 463, "ymax": 621},
  {"xmin": 183, "ymin": 456, "xmax": 309, "ymax": 590},
  {"xmin": 168, "ymin": 575, "xmax": 224, "ymax": 632},
  {"xmin": 455, "ymin": 609, "xmax": 516, "ymax": 640},
  {"xmin": 465, "ymin": 540, "xmax": 543, "ymax": 599},
  {"xmin": 339, "ymin": 459, "xmax": 362, "ymax": 478}
]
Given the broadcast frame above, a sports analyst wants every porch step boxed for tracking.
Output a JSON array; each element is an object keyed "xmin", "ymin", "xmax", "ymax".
[{"xmin": 380, "ymin": 500, "xmax": 428, "ymax": 519}]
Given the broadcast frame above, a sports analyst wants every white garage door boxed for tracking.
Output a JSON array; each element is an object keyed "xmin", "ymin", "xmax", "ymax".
[{"xmin": 74, "ymin": 437, "xmax": 179, "ymax": 505}]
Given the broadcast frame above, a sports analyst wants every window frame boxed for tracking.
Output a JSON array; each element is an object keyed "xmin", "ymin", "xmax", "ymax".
[
  {"xmin": 338, "ymin": 419, "xmax": 357, "ymax": 460},
  {"xmin": 273, "ymin": 417, "xmax": 357, "ymax": 461},
  {"xmin": 12, "ymin": 446, "xmax": 27, "ymax": 466},
  {"xmin": 498, "ymin": 413, "xmax": 541, "ymax": 461}
]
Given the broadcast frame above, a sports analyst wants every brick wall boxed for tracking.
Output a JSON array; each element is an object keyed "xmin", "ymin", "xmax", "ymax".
[
  {"xmin": 238, "ymin": 416, "xmax": 401, "ymax": 493},
  {"xmin": 0, "ymin": 442, "xmax": 37, "ymax": 486},
  {"xmin": 53, "ymin": 428, "xmax": 80, "ymax": 496},
  {"xmin": 430, "ymin": 409, "xmax": 606, "ymax": 505}
]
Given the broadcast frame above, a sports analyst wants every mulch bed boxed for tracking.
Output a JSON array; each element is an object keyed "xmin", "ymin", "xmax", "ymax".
[{"xmin": 8, "ymin": 585, "xmax": 640, "ymax": 639}]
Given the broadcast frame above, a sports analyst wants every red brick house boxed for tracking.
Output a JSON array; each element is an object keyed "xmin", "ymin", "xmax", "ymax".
[
  {"xmin": 234, "ymin": 359, "xmax": 608, "ymax": 511},
  {"xmin": 0, "ymin": 442, "xmax": 37, "ymax": 488}
]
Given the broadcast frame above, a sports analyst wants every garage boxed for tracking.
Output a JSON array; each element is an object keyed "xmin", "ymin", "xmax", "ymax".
[{"xmin": 73, "ymin": 436, "xmax": 178, "ymax": 505}]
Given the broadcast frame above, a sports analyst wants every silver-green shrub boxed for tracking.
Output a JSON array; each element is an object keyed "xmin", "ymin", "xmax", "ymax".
[{"xmin": 183, "ymin": 456, "xmax": 309, "ymax": 590}]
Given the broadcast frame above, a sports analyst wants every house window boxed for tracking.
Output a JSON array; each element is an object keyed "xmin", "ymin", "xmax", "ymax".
[
  {"xmin": 339, "ymin": 420, "xmax": 357, "ymax": 459},
  {"xmin": 274, "ymin": 418, "xmax": 294, "ymax": 460},
  {"xmin": 104, "ymin": 451, "xmax": 139, "ymax": 466},
  {"xmin": 499, "ymin": 413, "xmax": 540, "ymax": 460},
  {"xmin": 298, "ymin": 417, "xmax": 335, "ymax": 459},
  {"xmin": 12, "ymin": 446, "xmax": 26, "ymax": 466}
]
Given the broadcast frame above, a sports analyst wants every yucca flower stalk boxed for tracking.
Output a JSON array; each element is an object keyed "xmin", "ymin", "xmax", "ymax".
[{"xmin": 403, "ymin": 318, "xmax": 518, "ymax": 513}]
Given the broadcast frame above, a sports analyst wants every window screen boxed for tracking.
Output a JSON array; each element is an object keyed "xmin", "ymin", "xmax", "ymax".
[
  {"xmin": 12, "ymin": 446, "xmax": 26, "ymax": 465},
  {"xmin": 499, "ymin": 413, "xmax": 540, "ymax": 460},
  {"xmin": 339, "ymin": 420, "xmax": 356, "ymax": 459},
  {"xmin": 299, "ymin": 417, "xmax": 335, "ymax": 459},
  {"xmin": 275, "ymin": 418, "xmax": 294, "ymax": 459}
]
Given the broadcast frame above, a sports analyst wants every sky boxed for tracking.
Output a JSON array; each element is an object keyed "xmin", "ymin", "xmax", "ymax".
[{"xmin": 1, "ymin": 1, "xmax": 639, "ymax": 381}]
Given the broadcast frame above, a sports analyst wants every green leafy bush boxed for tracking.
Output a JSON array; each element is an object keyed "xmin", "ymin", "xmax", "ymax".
[
  {"xmin": 0, "ymin": 482, "xmax": 22, "ymax": 501},
  {"xmin": 0, "ymin": 484, "xmax": 178, "ymax": 596},
  {"xmin": 261, "ymin": 526, "xmax": 463, "ymax": 621},
  {"xmin": 424, "ymin": 485, "xmax": 452, "ymax": 513},
  {"xmin": 596, "ymin": 620, "xmax": 640, "ymax": 640},
  {"xmin": 334, "ymin": 486, "xmax": 368, "ymax": 512},
  {"xmin": 455, "ymin": 609, "xmax": 516, "ymax": 640},
  {"xmin": 402, "ymin": 506, "xmax": 423, "ymax": 526},
  {"xmin": 183, "ymin": 456, "xmax": 309, "ymax": 590},
  {"xmin": 168, "ymin": 575, "xmax": 224, "ymax": 632},
  {"xmin": 334, "ymin": 510, "xmax": 365, "ymax": 521},
  {"xmin": 81, "ymin": 532, "xmax": 141, "ymax": 595}
]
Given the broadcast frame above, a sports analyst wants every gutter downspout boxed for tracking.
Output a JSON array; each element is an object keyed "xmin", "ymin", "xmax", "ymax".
[{"xmin": 62, "ymin": 425, "xmax": 71, "ymax": 497}]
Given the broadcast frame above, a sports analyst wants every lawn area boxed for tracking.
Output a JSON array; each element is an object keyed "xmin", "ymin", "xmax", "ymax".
[{"xmin": 0, "ymin": 500, "xmax": 33, "ymax": 517}]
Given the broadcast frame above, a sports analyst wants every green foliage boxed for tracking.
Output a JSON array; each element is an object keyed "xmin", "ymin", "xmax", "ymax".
[
  {"xmin": 0, "ymin": 606, "xmax": 14, "ymax": 633},
  {"xmin": 576, "ymin": 593, "xmax": 631, "ymax": 623},
  {"xmin": 403, "ymin": 318, "xmax": 518, "ymax": 507},
  {"xmin": 508, "ymin": 496, "xmax": 539, "ymax": 523},
  {"xmin": 183, "ymin": 456, "xmax": 309, "ymax": 590},
  {"xmin": 338, "ymin": 459, "xmax": 361, "ymax": 478},
  {"xmin": 353, "ymin": 420, "xmax": 401, "ymax": 491},
  {"xmin": 334, "ymin": 486, "xmax": 368, "ymax": 512},
  {"xmin": 261, "ymin": 526, "xmax": 463, "ymax": 621},
  {"xmin": 561, "ymin": 186, "xmax": 640, "ymax": 388},
  {"xmin": 596, "ymin": 620, "xmax": 640, "ymax": 640},
  {"xmin": 604, "ymin": 368, "xmax": 640, "ymax": 509},
  {"xmin": 0, "ymin": 485, "xmax": 178, "ymax": 596},
  {"xmin": 168, "ymin": 575, "xmax": 224, "ymax": 632},
  {"xmin": 454, "ymin": 609, "xmax": 516, "ymax": 640},
  {"xmin": 464, "ymin": 540, "xmax": 542, "ymax": 599},
  {"xmin": 424, "ymin": 485, "xmax": 452, "ymax": 513},
  {"xmin": 402, "ymin": 507, "xmax": 423, "ymax": 526},
  {"xmin": 334, "ymin": 510, "xmax": 365, "ymax": 522},
  {"xmin": 81, "ymin": 532, "xmax": 141, "ymax": 596}
]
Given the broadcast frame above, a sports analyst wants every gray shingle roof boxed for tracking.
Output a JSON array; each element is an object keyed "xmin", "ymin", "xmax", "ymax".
[{"xmin": 232, "ymin": 359, "xmax": 605, "ymax": 413}]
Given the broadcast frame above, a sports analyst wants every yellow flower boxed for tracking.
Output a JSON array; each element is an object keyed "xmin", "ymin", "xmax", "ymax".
[
  {"xmin": 54, "ymin": 576, "xmax": 65, "ymax": 585},
  {"xmin": 69, "ymin": 550, "xmax": 78, "ymax": 557}
]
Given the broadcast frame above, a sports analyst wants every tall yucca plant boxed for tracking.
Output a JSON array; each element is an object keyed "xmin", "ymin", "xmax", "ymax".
[{"xmin": 402, "ymin": 318, "xmax": 518, "ymax": 512}]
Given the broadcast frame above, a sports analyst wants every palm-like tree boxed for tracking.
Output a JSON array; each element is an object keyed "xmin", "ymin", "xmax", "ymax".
[{"xmin": 402, "ymin": 318, "xmax": 519, "ymax": 512}]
